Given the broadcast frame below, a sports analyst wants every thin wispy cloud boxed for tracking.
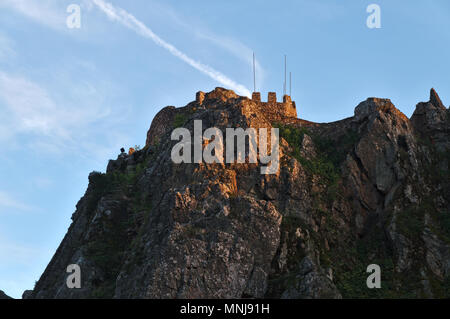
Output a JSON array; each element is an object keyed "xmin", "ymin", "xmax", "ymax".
[
  {"xmin": 0, "ymin": 238, "xmax": 38, "ymax": 263},
  {"xmin": 32, "ymin": 177, "xmax": 53, "ymax": 190},
  {"xmin": 0, "ymin": 32, "xmax": 15, "ymax": 63},
  {"xmin": 0, "ymin": 0, "xmax": 66, "ymax": 30},
  {"xmin": 195, "ymin": 33, "xmax": 265, "ymax": 89},
  {"xmin": 2, "ymin": 0, "xmax": 255, "ymax": 95},
  {"xmin": 0, "ymin": 70, "xmax": 129, "ymax": 159},
  {"xmin": 0, "ymin": 71, "xmax": 61, "ymax": 136},
  {"xmin": 0, "ymin": 191, "xmax": 32, "ymax": 212},
  {"xmin": 91, "ymin": 0, "xmax": 252, "ymax": 97},
  {"xmin": 138, "ymin": 0, "xmax": 266, "ymax": 88}
]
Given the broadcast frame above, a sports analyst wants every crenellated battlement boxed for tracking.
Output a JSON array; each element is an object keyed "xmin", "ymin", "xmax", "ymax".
[
  {"xmin": 195, "ymin": 88, "xmax": 297, "ymax": 120},
  {"xmin": 251, "ymin": 92, "xmax": 261, "ymax": 102},
  {"xmin": 252, "ymin": 91, "xmax": 297, "ymax": 119}
]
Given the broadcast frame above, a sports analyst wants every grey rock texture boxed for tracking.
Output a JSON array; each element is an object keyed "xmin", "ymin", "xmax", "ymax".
[
  {"xmin": 29, "ymin": 87, "xmax": 449, "ymax": 299},
  {"xmin": 146, "ymin": 106, "xmax": 176, "ymax": 147},
  {"xmin": 280, "ymin": 257, "xmax": 341, "ymax": 299}
]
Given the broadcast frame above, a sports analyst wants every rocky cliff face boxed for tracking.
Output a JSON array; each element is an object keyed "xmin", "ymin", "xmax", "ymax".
[{"xmin": 28, "ymin": 88, "xmax": 449, "ymax": 298}]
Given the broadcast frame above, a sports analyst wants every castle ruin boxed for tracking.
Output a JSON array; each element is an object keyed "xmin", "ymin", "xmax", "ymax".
[
  {"xmin": 195, "ymin": 88, "xmax": 297, "ymax": 120},
  {"xmin": 251, "ymin": 91, "xmax": 297, "ymax": 119}
]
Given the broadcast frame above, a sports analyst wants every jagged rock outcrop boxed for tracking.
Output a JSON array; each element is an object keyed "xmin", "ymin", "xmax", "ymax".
[
  {"xmin": 146, "ymin": 106, "xmax": 176, "ymax": 147},
  {"xmin": 411, "ymin": 88, "xmax": 449, "ymax": 152},
  {"xmin": 28, "ymin": 87, "xmax": 449, "ymax": 299}
]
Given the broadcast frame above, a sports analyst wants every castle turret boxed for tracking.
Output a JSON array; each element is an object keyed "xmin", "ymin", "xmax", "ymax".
[
  {"xmin": 252, "ymin": 92, "xmax": 261, "ymax": 102},
  {"xmin": 283, "ymin": 95, "xmax": 291, "ymax": 104},
  {"xmin": 268, "ymin": 92, "xmax": 277, "ymax": 104}
]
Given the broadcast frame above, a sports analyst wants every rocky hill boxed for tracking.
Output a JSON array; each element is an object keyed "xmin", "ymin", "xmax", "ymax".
[
  {"xmin": 0, "ymin": 290, "xmax": 12, "ymax": 299},
  {"xmin": 27, "ymin": 88, "xmax": 449, "ymax": 298}
]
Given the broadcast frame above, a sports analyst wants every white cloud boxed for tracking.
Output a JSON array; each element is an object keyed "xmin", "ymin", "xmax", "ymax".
[{"xmin": 91, "ymin": 0, "xmax": 251, "ymax": 97}]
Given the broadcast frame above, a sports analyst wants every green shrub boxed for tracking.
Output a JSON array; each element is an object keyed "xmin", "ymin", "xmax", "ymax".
[
  {"xmin": 273, "ymin": 123, "xmax": 341, "ymax": 188},
  {"xmin": 173, "ymin": 113, "xmax": 187, "ymax": 128},
  {"xmin": 397, "ymin": 206, "xmax": 425, "ymax": 241}
]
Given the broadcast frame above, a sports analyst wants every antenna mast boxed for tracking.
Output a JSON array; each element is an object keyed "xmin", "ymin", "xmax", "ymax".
[
  {"xmin": 289, "ymin": 72, "xmax": 292, "ymax": 97},
  {"xmin": 284, "ymin": 55, "xmax": 287, "ymax": 96},
  {"xmin": 253, "ymin": 52, "xmax": 256, "ymax": 92}
]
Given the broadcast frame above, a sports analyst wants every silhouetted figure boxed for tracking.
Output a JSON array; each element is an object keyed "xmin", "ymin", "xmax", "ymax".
[{"xmin": 118, "ymin": 147, "xmax": 127, "ymax": 159}]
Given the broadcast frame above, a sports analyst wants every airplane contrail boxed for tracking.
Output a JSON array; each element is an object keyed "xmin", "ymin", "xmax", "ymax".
[{"xmin": 91, "ymin": 0, "xmax": 251, "ymax": 97}]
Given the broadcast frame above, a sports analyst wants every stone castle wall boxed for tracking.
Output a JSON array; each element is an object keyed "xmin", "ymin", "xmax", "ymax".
[
  {"xmin": 194, "ymin": 89, "xmax": 297, "ymax": 120},
  {"xmin": 251, "ymin": 91, "xmax": 297, "ymax": 119},
  {"xmin": 147, "ymin": 88, "xmax": 298, "ymax": 147}
]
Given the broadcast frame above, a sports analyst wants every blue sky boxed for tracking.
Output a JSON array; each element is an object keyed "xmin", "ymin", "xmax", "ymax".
[{"xmin": 0, "ymin": 0, "xmax": 449, "ymax": 298}]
